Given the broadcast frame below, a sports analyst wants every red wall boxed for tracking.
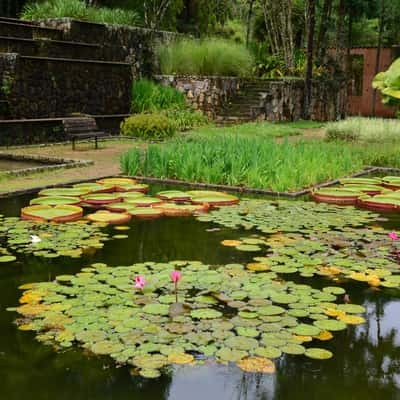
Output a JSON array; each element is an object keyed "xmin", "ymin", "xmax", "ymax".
[{"xmin": 348, "ymin": 47, "xmax": 397, "ymax": 117}]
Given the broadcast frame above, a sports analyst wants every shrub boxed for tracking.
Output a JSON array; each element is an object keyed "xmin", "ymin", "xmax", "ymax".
[
  {"xmin": 21, "ymin": 0, "xmax": 141, "ymax": 26},
  {"xmin": 372, "ymin": 58, "xmax": 400, "ymax": 107},
  {"xmin": 157, "ymin": 38, "xmax": 254, "ymax": 77},
  {"xmin": 166, "ymin": 109, "xmax": 209, "ymax": 131},
  {"xmin": 325, "ymin": 117, "xmax": 400, "ymax": 143},
  {"xmin": 131, "ymin": 80, "xmax": 186, "ymax": 113},
  {"xmin": 120, "ymin": 113, "xmax": 176, "ymax": 140}
]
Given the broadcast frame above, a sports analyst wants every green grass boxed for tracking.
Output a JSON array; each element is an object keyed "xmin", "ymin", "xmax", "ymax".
[
  {"xmin": 325, "ymin": 117, "xmax": 400, "ymax": 142},
  {"xmin": 120, "ymin": 133, "xmax": 400, "ymax": 192},
  {"xmin": 185, "ymin": 120, "xmax": 322, "ymax": 140},
  {"xmin": 21, "ymin": 0, "xmax": 141, "ymax": 26},
  {"xmin": 156, "ymin": 38, "xmax": 254, "ymax": 77},
  {"xmin": 131, "ymin": 79, "xmax": 187, "ymax": 113}
]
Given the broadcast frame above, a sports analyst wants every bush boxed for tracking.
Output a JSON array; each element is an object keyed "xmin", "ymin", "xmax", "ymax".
[
  {"xmin": 166, "ymin": 109, "xmax": 209, "ymax": 131},
  {"xmin": 21, "ymin": 0, "xmax": 141, "ymax": 26},
  {"xmin": 131, "ymin": 80, "xmax": 186, "ymax": 113},
  {"xmin": 120, "ymin": 113, "xmax": 176, "ymax": 140},
  {"xmin": 325, "ymin": 117, "xmax": 400, "ymax": 143},
  {"xmin": 157, "ymin": 38, "xmax": 254, "ymax": 77}
]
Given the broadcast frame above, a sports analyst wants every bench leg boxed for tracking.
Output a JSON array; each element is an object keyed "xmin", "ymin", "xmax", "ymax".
[{"xmin": 95, "ymin": 136, "xmax": 98, "ymax": 149}]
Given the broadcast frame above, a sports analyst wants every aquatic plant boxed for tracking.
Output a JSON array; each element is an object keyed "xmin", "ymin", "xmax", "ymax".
[{"xmin": 10, "ymin": 260, "xmax": 367, "ymax": 378}]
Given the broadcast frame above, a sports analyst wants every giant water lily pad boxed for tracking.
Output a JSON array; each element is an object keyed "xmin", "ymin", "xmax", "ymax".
[
  {"xmin": 96, "ymin": 178, "xmax": 137, "ymax": 186},
  {"xmin": 157, "ymin": 191, "xmax": 192, "ymax": 202},
  {"xmin": 129, "ymin": 208, "xmax": 164, "ymax": 219},
  {"xmin": 115, "ymin": 183, "xmax": 149, "ymax": 193},
  {"xmin": 21, "ymin": 205, "xmax": 83, "ymax": 223},
  {"xmin": 125, "ymin": 197, "xmax": 164, "ymax": 207},
  {"xmin": 86, "ymin": 211, "xmax": 131, "ymax": 224},
  {"xmin": 82, "ymin": 193, "xmax": 122, "ymax": 205},
  {"xmin": 191, "ymin": 308, "xmax": 222, "ymax": 319},
  {"xmin": 191, "ymin": 193, "xmax": 239, "ymax": 207},
  {"xmin": 38, "ymin": 188, "xmax": 88, "ymax": 197},
  {"xmin": 154, "ymin": 203, "xmax": 208, "ymax": 216},
  {"xmin": 30, "ymin": 196, "xmax": 81, "ymax": 206}
]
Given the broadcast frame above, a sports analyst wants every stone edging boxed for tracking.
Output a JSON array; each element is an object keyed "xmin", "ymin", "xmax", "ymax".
[
  {"xmin": 0, "ymin": 166, "xmax": 396, "ymax": 199},
  {"xmin": 0, "ymin": 152, "xmax": 93, "ymax": 178}
]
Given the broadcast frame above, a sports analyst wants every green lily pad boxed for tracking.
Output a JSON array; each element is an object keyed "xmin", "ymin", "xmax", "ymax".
[{"xmin": 304, "ymin": 348, "xmax": 333, "ymax": 360}]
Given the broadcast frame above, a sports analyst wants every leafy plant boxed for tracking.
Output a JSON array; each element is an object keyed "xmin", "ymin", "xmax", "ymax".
[
  {"xmin": 157, "ymin": 38, "xmax": 254, "ymax": 77},
  {"xmin": 120, "ymin": 113, "xmax": 176, "ymax": 140},
  {"xmin": 21, "ymin": 0, "xmax": 141, "ymax": 26},
  {"xmin": 373, "ymin": 58, "xmax": 400, "ymax": 107},
  {"xmin": 131, "ymin": 79, "xmax": 186, "ymax": 113},
  {"xmin": 325, "ymin": 117, "xmax": 400, "ymax": 142},
  {"xmin": 165, "ymin": 109, "xmax": 208, "ymax": 131}
]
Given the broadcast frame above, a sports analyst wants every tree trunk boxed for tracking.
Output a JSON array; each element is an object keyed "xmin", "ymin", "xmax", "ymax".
[
  {"xmin": 316, "ymin": 0, "xmax": 333, "ymax": 63},
  {"xmin": 304, "ymin": 0, "xmax": 316, "ymax": 119},
  {"xmin": 372, "ymin": 0, "xmax": 385, "ymax": 116},
  {"xmin": 335, "ymin": 0, "xmax": 346, "ymax": 67},
  {"xmin": 246, "ymin": 0, "xmax": 255, "ymax": 48}
]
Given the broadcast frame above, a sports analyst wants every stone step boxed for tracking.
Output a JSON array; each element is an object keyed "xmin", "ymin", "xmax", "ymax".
[
  {"xmin": 0, "ymin": 20, "xmax": 62, "ymax": 40},
  {"xmin": 0, "ymin": 36, "xmax": 104, "ymax": 60}
]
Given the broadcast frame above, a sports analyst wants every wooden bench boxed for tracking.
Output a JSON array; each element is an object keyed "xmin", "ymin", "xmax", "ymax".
[{"xmin": 62, "ymin": 116, "xmax": 108, "ymax": 150}]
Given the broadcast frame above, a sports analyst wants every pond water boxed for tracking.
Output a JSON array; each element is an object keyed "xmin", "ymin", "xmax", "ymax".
[
  {"xmin": 1, "ymin": 189, "xmax": 400, "ymax": 400},
  {"xmin": 0, "ymin": 159, "xmax": 46, "ymax": 172}
]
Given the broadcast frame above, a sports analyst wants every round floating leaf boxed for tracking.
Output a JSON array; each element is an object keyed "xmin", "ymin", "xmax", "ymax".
[
  {"xmin": 191, "ymin": 308, "xmax": 222, "ymax": 319},
  {"xmin": 82, "ymin": 193, "xmax": 122, "ymax": 205},
  {"xmin": 21, "ymin": 205, "xmax": 83, "ymax": 223},
  {"xmin": 38, "ymin": 188, "xmax": 88, "ymax": 197},
  {"xmin": 337, "ymin": 304, "xmax": 366, "ymax": 314},
  {"xmin": 191, "ymin": 193, "xmax": 240, "ymax": 207},
  {"xmin": 280, "ymin": 344, "xmax": 306, "ymax": 355},
  {"xmin": 236, "ymin": 356, "xmax": 276, "ymax": 373},
  {"xmin": 216, "ymin": 347, "xmax": 247, "ymax": 362},
  {"xmin": 129, "ymin": 207, "xmax": 164, "ymax": 219},
  {"xmin": 304, "ymin": 348, "xmax": 333, "ymax": 360},
  {"xmin": 314, "ymin": 319, "xmax": 347, "ymax": 332},
  {"xmin": 254, "ymin": 346, "xmax": 282, "ymax": 358},
  {"xmin": 258, "ymin": 305, "xmax": 286, "ymax": 316},
  {"xmin": 125, "ymin": 197, "xmax": 164, "ymax": 207},
  {"xmin": 0, "ymin": 255, "xmax": 16, "ymax": 262},
  {"xmin": 86, "ymin": 211, "xmax": 131, "ymax": 225},
  {"xmin": 157, "ymin": 191, "xmax": 192, "ymax": 202},
  {"xmin": 96, "ymin": 178, "xmax": 137, "ymax": 186},
  {"xmin": 235, "ymin": 244, "xmax": 261, "ymax": 252},
  {"xmin": 139, "ymin": 369, "xmax": 161, "ymax": 378},
  {"xmin": 142, "ymin": 304, "xmax": 170, "ymax": 315},
  {"xmin": 30, "ymin": 196, "xmax": 81, "ymax": 206},
  {"xmin": 337, "ymin": 314, "xmax": 366, "ymax": 325},
  {"xmin": 226, "ymin": 336, "xmax": 258, "ymax": 351},
  {"xmin": 167, "ymin": 353, "xmax": 194, "ymax": 364},
  {"xmin": 290, "ymin": 324, "xmax": 321, "ymax": 336}
]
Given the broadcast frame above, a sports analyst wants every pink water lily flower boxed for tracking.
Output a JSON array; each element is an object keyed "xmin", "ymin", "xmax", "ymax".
[
  {"xmin": 134, "ymin": 276, "xmax": 146, "ymax": 289},
  {"xmin": 388, "ymin": 232, "xmax": 399, "ymax": 241},
  {"xmin": 170, "ymin": 270, "xmax": 182, "ymax": 283}
]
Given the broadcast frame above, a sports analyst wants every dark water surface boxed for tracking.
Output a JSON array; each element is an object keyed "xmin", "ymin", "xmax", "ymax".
[{"xmin": 1, "ymin": 192, "xmax": 400, "ymax": 400}]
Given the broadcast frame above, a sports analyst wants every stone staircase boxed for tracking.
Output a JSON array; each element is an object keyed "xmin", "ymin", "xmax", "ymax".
[{"xmin": 215, "ymin": 81, "xmax": 268, "ymax": 125}]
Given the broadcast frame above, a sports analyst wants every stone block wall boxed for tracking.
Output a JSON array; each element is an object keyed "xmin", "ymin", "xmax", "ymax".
[
  {"xmin": 0, "ymin": 53, "xmax": 132, "ymax": 119},
  {"xmin": 154, "ymin": 75, "xmax": 243, "ymax": 118},
  {"xmin": 156, "ymin": 75, "xmax": 346, "ymax": 121},
  {"xmin": 39, "ymin": 19, "xmax": 180, "ymax": 77}
]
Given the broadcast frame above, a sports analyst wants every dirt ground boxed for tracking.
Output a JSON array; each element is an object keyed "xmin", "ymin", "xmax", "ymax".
[{"xmin": 0, "ymin": 140, "xmax": 142, "ymax": 193}]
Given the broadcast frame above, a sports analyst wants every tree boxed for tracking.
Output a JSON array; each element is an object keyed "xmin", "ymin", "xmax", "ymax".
[
  {"xmin": 304, "ymin": 0, "xmax": 316, "ymax": 119},
  {"xmin": 261, "ymin": 0, "xmax": 294, "ymax": 72}
]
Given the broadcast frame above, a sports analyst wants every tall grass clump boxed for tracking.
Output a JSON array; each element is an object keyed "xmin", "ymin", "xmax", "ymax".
[
  {"xmin": 131, "ymin": 80, "xmax": 186, "ymax": 113},
  {"xmin": 121, "ymin": 135, "xmax": 369, "ymax": 192},
  {"xmin": 325, "ymin": 117, "xmax": 400, "ymax": 142},
  {"xmin": 21, "ymin": 0, "xmax": 141, "ymax": 26},
  {"xmin": 157, "ymin": 38, "xmax": 254, "ymax": 77}
]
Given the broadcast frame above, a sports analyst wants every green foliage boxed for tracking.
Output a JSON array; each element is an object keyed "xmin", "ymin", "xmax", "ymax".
[
  {"xmin": 120, "ymin": 114, "xmax": 176, "ymax": 140},
  {"xmin": 21, "ymin": 0, "xmax": 141, "ymax": 26},
  {"xmin": 166, "ymin": 109, "xmax": 209, "ymax": 131},
  {"xmin": 120, "ymin": 135, "xmax": 362, "ymax": 192},
  {"xmin": 326, "ymin": 117, "xmax": 400, "ymax": 142},
  {"xmin": 373, "ymin": 58, "xmax": 400, "ymax": 107},
  {"xmin": 131, "ymin": 79, "xmax": 186, "ymax": 113},
  {"xmin": 186, "ymin": 120, "xmax": 322, "ymax": 139},
  {"xmin": 157, "ymin": 38, "xmax": 254, "ymax": 77}
]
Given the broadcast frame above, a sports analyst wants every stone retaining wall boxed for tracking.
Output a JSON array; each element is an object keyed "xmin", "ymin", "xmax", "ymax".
[
  {"xmin": 0, "ymin": 54, "xmax": 132, "ymax": 119},
  {"xmin": 156, "ymin": 75, "xmax": 346, "ymax": 121},
  {"xmin": 154, "ymin": 75, "xmax": 241, "ymax": 118}
]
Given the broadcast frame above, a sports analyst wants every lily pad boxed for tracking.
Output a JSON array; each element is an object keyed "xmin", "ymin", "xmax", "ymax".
[
  {"xmin": 304, "ymin": 348, "xmax": 333, "ymax": 360},
  {"xmin": 21, "ymin": 205, "xmax": 83, "ymax": 223}
]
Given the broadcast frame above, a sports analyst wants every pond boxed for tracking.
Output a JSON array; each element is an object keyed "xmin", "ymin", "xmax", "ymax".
[
  {"xmin": 0, "ymin": 159, "xmax": 46, "ymax": 172},
  {"xmin": 0, "ymin": 185, "xmax": 400, "ymax": 400}
]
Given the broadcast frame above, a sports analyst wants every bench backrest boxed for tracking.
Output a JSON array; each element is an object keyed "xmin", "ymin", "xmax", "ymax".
[{"xmin": 63, "ymin": 117, "xmax": 99, "ymax": 135}]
